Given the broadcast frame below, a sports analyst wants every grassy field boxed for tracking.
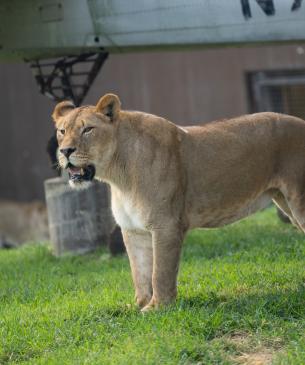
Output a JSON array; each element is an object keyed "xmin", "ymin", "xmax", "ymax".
[{"xmin": 1, "ymin": 208, "xmax": 305, "ymax": 365}]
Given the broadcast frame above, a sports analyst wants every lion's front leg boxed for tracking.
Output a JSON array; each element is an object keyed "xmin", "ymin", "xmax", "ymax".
[
  {"xmin": 121, "ymin": 229, "xmax": 153, "ymax": 308},
  {"xmin": 141, "ymin": 227, "xmax": 184, "ymax": 312}
]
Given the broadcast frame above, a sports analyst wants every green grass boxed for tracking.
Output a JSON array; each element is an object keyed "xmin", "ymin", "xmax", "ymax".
[{"xmin": 1, "ymin": 207, "xmax": 305, "ymax": 364}]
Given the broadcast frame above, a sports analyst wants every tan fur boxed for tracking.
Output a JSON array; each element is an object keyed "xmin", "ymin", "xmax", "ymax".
[
  {"xmin": 53, "ymin": 94, "xmax": 305, "ymax": 311},
  {"xmin": 0, "ymin": 201, "xmax": 49, "ymax": 246}
]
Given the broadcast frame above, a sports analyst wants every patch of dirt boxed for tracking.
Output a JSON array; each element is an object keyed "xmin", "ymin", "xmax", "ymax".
[
  {"xmin": 229, "ymin": 332, "xmax": 249, "ymax": 346},
  {"xmin": 235, "ymin": 351, "xmax": 273, "ymax": 365},
  {"xmin": 227, "ymin": 332, "xmax": 280, "ymax": 365}
]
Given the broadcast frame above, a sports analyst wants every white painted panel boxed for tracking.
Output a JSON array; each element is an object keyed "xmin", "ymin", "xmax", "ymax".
[{"xmin": 0, "ymin": 0, "xmax": 304, "ymax": 60}]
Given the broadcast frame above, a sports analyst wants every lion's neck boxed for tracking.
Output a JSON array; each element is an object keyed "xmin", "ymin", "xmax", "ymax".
[
  {"xmin": 97, "ymin": 122, "xmax": 134, "ymax": 191},
  {"xmin": 101, "ymin": 153, "xmax": 131, "ymax": 191}
]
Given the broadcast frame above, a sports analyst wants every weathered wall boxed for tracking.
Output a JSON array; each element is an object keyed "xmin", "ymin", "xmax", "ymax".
[
  {"xmin": 1, "ymin": 44, "xmax": 305, "ymax": 201},
  {"xmin": 0, "ymin": 64, "xmax": 55, "ymax": 201}
]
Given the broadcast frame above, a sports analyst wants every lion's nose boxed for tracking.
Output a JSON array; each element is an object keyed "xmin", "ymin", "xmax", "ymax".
[{"xmin": 60, "ymin": 147, "xmax": 76, "ymax": 158}]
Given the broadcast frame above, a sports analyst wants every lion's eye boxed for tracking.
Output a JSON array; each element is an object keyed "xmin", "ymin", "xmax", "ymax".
[
  {"xmin": 83, "ymin": 127, "xmax": 94, "ymax": 134},
  {"xmin": 58, "ymin": 129, "xmax": 65, "ymax": 135}
]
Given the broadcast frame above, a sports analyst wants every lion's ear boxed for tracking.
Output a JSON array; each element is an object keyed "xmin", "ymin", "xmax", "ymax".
[
  {"xmin": 95, "ymin": 93, "xmax": 121, "ymax": 122},
  {"xmin": 52, "ymin": 101, "xmax": 75, "ymax": 122}
]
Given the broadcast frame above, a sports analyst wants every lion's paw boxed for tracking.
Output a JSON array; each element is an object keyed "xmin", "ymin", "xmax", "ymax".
[{"xmin": 137, "ymin": 295, "xmax": 151, "ymax": 309}]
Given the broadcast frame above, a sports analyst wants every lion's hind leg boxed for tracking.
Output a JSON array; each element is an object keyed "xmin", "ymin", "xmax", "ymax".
[
  {"xmin": 272, "ymin": 190, "xmax": 298, "ymax": 227},
  {"xmin": 274, "ymin": 187, "xmax": 305, "ymax": 232}
]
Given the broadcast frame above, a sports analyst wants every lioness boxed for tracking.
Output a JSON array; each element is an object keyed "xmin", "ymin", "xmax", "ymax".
[
  {"xmin": 0, "ymin": 200, "xmax": 49, "ymax": 247},
  {"xmin": 53, "ymin": 93, "xmax": 305, "ymax": 311}
]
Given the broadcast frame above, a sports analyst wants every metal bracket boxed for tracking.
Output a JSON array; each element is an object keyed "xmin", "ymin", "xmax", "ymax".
[{"xmin": 29, "ymin": 51, "xmax": 108, "ymax": 106}]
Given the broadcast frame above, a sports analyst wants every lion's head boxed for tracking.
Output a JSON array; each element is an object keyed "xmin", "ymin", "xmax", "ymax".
[{"xmin": 52, "ymin": 93, "xmax": 121, "ymax": 188}]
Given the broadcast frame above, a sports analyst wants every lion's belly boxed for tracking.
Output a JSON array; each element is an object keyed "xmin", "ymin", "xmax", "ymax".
[
  {"xmin": 188, "ymin": 192, "xmax": 272, "ymax": 229},
  {"xmin": 111, "ymin": 188, "xmax": 146, "ymax": 231}
]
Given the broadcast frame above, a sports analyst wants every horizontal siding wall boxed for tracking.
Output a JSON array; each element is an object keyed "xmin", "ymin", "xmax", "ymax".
[{"xmin": 0, "ymin": 44, "xmax": 305, "ymax": 201}]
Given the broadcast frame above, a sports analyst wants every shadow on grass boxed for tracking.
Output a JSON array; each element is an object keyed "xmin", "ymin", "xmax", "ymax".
[
  {"xmin": 0, "ymin": 243, "xmax": 127, "ymax": 276},
  {"xmin": 173, "ymin": 282, "xmax": 305, "ymax": 344},
  {"xmin": 0, "ymin": 244, "xmax": 130, "ymax": 306},
  {"xmin": 179, "ymin": 282, "xmax": 305, "ymax": 319},
  {"xmin": 183, "ymin": 220, "xmax": 304, "ymax": 261}
]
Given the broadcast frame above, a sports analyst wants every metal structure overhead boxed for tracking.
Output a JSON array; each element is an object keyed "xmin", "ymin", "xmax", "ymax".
[
  {"xmin": 0, "ymin": 0, "xmax": 304, "ymax": 62},
  {"xmin": 30, "ymin": 52, "xmax": 108, "ymax": 105},
  {"xmin": 0, "ymin": 0, "xmax": 304, "ymax": 104}
]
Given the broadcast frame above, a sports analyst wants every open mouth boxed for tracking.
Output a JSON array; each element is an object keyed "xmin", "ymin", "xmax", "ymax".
[{"xmin": 67, "ymin": 163, "xmax": 96, "ymax": 183}]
